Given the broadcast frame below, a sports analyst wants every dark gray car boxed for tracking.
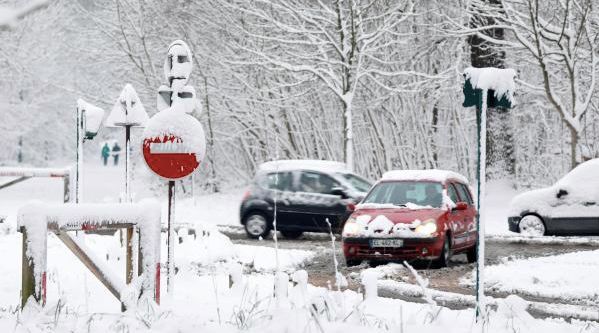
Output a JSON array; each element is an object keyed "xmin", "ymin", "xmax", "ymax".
[{"xmin": 239, "ymin": 160, "xmax": 372, "ymax": 239}]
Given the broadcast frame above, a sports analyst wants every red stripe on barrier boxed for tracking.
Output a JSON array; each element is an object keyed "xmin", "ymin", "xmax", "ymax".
[
  {"xmin": 42, "ymin": 271, "xmax": 47, "ymax": 306},
  {"xmin": 155, "ymin": 263, "xmax": 161, "ymax": 304}
]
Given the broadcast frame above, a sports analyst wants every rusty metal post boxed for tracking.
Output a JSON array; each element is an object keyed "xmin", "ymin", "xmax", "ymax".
[
  {"xmin": 21, "ymin": 228, "xmax": 35, "ymax": 308},
  {"xmin": 123, "ymin": 226, "xmax": 134, "ymax": 311},
  {"xmin": 167, "ymin": 180, "xmax": 175, "ymax": 295},
  {"xmin": 20, "ymin": 227, "xmax": 46, "ymax": 308}
]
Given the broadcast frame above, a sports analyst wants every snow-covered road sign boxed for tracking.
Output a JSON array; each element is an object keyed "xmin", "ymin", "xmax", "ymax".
[
  {"xmin": 105, "ymin": 84, "xmax": 149, "ymax": 127},
  {"xmin": 142, "ymin": 132, "xmax": 203, "ymax": 180}
]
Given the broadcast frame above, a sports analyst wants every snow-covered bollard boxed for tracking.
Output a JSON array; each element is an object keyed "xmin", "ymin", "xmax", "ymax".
[
  {"xmin": 291, "ymin": 270, "xmax": 308, "ymax": 306},
  {"xmin": 274, "ymin": 271, "xmax": 289, "ymax": 304},
  {"xmin": 228, "ymin": 262, "xmax": 243, "ymax": 290},
  {"xmin": 361, "ymin": 270, "xmax": 378, "ymax": 300}
]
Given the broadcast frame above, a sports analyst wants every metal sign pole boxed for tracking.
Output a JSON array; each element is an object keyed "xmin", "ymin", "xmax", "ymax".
[
  {"xmin": 167, "ymin": 180, "xmax": 175, "ymax": 294},
  {"xmin": 125, "ymin": 125, "xmax": 132, "ymax": 202},
  {"xmin": 475, "ymin": 89, "xmax": 488, "ymax": 323},
  {"xmin": 75, "ymin": 107, "xmax": 84, "ymax": 204}
]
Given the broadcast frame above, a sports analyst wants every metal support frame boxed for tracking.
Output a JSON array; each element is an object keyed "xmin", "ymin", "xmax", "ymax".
[{"xmin": 19, "ymin": 204, "xmax": 160, "ymax": 311}]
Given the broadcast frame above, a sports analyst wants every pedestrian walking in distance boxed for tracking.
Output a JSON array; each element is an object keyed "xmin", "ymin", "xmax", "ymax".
[
  {"xmin": 112, "ymin": 142, "xmax": 122, "ymax": 166},
  {"xmin": 101, "ymin": 143, "xmax": 110, "ymax": 166}
]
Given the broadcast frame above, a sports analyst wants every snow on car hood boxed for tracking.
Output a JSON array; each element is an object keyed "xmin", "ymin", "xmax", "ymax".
[
  {"xmin": 508, "ymin": 187, "xmax": 556, "ymax": 217},
  {"xmin": 348, "ymin": 207, "xmax": 446, "ymax": 238}
]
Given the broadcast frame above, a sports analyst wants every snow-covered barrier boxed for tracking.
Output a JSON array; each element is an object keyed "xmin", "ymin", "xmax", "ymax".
[
  {"xmin": 0, "ymin": 166, "xmax": 73, "ymax": 203},
  {"xmin": 17, "ymin": 201, "xmax": 161, "ymax": 310}
]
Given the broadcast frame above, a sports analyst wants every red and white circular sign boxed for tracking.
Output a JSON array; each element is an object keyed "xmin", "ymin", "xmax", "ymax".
[
  {"xmin": 143, "ymin": 135, "xmax": 199, "ymax": 180},
  {"xmin": 142, "ymin": 109, "xmax": 206, "ymax": 180}
]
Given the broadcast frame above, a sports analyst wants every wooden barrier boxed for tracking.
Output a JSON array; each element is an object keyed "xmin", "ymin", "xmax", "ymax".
[{"xmin": 18, "ymin": 202, "xmax": 161, "ymax": 310}]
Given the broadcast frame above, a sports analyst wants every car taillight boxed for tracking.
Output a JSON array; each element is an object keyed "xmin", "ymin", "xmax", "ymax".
[{"xmin": 242, "ymin": 190, "xmax": 251, "ymax": 201}]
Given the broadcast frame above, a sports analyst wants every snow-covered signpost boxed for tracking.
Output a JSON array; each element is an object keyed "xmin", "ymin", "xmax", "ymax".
[
  {"xmin": 463, "ymin": 67, "xmax": 516, "ymax": 324},
  {"xmin": 75, "ymin": 99, "xmax": 105, "ymax": 203},
  {"xmin": 105, "ymin": 84, "xmax": 149, "ymax": 203},
  {"xmin": 142, "ymin": 40, "xmax": 205, "ymax": 296}
]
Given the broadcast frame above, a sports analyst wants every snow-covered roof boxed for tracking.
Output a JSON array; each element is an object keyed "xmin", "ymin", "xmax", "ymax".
[
  {"xmin": 464, "ymin": 67, "xmax": 516, "ymax": 103},
  {"xmin": 258, "ymin": 160, "xmax": 349, "ymax": 174},
  {"xmin": 381, "ymin": 169, "xmax": 469, "ymax": 184}
]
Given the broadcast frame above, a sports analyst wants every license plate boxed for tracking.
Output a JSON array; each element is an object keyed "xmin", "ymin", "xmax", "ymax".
[{"xmin": 370, "ymin": 239, "xmax": 403, "ymax": 248}]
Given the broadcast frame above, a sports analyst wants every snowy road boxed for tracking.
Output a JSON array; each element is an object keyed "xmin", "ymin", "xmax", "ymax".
[{"xmin": 221, "ymin": 228, "xmax": 599, "ymax": 315}]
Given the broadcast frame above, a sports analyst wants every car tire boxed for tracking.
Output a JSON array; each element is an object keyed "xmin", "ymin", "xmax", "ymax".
[
  {"xmin": 466, "ymin": 245, "xmax": 477, "ymax": 263},
  {"xmin": 518, "ymin": 215, "xmax": 546, "ymax": 236},
  {"xmin": 345, "ymin": 259, "xmax": 362, "ymax": 267},
  {"xmin": 243, "ymin": 213, "xmax": 271, "ymax": 239},
  {"xmin": 280, "ymin": 230, "xmax": 303, "ymax": 239},
  {"xmin": 434, "ymin": 235, "xmax": 451, "ymax": 268}
]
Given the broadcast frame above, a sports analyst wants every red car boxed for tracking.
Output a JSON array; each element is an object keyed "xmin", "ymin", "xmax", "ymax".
[{"xmin": 341, "ymin": 170, "xmax": 477, "ymax": 267}]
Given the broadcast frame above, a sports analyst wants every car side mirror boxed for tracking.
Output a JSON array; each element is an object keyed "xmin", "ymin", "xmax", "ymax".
[
  {"xmin": 453, "ymin": 202, "xmax": 468, "ymax": 211},
  {"xmin": 556, "ymin": 189, "xmax": 568, "ymax": 199},
  {"xmin": 331, "ymin": 187, "xmax": 348, "ymax": 199}
]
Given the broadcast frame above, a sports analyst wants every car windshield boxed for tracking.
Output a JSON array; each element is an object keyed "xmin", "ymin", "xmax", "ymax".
[
  {"xmin": 338, "ymin": 173, "xmax": 372, "ymax": 193},
  {"xmin": 362, "ymin": 181, "xmax": 444, "ymax": 208}
]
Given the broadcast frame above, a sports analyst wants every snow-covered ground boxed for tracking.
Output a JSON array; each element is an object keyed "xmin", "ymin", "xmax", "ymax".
[
  {"xmin": 1, "ymin": 160, "xmax": 599, "ymax": 332},
  {"xmin": 462, "ymin": 250, "xmax": 599, "ymax": 304},
  {"xmin": 0, "ymin": 228, "xmax": 597, "ymax": 333}
]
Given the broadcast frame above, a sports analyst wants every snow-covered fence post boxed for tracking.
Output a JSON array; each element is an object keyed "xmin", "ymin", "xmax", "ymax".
[
  {"xmin": 463, "ymin": 67, "xmax": 516, "ymax": 323},
  {"xmin": 75, "ymin": 99, "xmax": 105, "ymax": 203},
  {"xmin": 142, "ymin": 40, "xmax": 205, "ymax": 297},
  {"xmin": 19, "ymin": 202, "xmax": 48, "ymax": 308},
  {"xmin": 361, "ymin": 270, "xmax": 378, "ymax": 300}
]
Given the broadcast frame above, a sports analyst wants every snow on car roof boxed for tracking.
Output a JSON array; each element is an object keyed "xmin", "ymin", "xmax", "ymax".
[
  {"xmin": 381, "ymin": 169, "xmax": 469, "ymax": 184},
  {"xmin": 258, "ymin": 159, "xmax": 349, "ymax": 174},
  {"xmin": 558, "ymin": 158, "xmax": 599, "ymax": 187}
]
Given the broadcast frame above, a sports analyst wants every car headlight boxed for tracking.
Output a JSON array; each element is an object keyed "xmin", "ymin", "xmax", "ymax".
[
  {"xmin": 342, "ymin": 217, "xmax": 363, "ymax": 237},
  {"xmin": 415, "ymin": 219, "xmax": 437, "ymax": 236}
]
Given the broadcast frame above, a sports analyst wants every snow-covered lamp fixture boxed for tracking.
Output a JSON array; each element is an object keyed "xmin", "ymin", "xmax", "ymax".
[{"xmin": 76, "ymin": 98, "xmax": 105, "ymax": 140}]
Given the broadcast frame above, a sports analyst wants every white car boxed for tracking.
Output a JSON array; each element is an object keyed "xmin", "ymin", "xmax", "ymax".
[{"xmin": 508, "ymin": 159, "xmax": 599, "ymax": 236}]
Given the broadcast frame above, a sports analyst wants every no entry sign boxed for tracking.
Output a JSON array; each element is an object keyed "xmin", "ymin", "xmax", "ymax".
[{"xmin": 142, "ymin": 109, "xmax": 206, "ymax": 180}]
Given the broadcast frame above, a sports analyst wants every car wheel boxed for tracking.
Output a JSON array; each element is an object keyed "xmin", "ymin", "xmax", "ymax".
[
  {"xmin": 434, "ymin": 235, "xmax": 451, "ymax": 268},
  {"xmin": 518, "ymin": 215, "xmax": 546, "ymax": 236},
  {"xmin": 466, "ymin": 245, "xmax": 477, "ymax": 263},
  {"xmin": 280, "ymin": 230, "xmax": 303, "ymax": 239},
  {"xmin": 345, "ymin": 259, "xmax": 362, "ymax": 267},
  {"xmin": 244, "ymin": 213, "xmax": 271, "ymax": 239}
]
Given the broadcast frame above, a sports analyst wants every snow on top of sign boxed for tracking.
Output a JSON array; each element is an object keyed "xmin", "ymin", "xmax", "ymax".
[
  {"xmin": 77, "ymin": 98, "xmax": 105, "ymax": 134},
  {"xmin": 464, "ymin": 67, "xmax": 517, "ymax": 102},
  {"xmin": 143, "ymin": 104, "xmax": 206, "ymax": 163},
  {"xmin": 259, "ymin": 159, "xmax": 348, "ymax": 173},
  {"xmin": 105, "ymin": 84, "xmax": 149, "ymax": 127},
  {"xmin": 382, "ymin": 169, "xmax": 469, "ymax": 184}
]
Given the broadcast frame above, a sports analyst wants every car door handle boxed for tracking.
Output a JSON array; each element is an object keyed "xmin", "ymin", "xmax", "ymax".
[{"xmin": 584, "ymin": 201, "xmax": 596, "ymax": 206}]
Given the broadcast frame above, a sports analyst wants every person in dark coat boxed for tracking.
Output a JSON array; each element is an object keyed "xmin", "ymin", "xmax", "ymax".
[
  {"xmin": 101, "ymin": 143, "xmax": 110, "ymax": 166},
  {"xmin": 112, "ymin": 143, "xmax": 122, "ymax": 166}
]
